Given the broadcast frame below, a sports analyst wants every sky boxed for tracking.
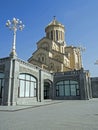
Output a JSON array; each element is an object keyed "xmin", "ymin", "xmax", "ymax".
[{"xmin": 0, "ymin": 0, "xmax": 98, "ymax": 77}]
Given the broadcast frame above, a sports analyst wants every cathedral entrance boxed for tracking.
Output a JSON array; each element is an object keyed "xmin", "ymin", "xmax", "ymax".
[
  {"xmin": 44, "ymin": 82, "xmax": 50, "ymax": 99},
  {"xmin": 44, "ymin": 80, "xmax": 53, "ymax": 99}
]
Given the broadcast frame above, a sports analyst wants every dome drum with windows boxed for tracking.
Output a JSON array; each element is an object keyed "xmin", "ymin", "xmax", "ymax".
[{"xmin": 45, "ymin": 17, "xmax": 65, "ymax": 43}]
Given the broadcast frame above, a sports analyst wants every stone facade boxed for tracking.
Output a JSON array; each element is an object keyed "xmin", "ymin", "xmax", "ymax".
[
  {"xmin": 91, "ymin": 77, "xmax": 98, "ymax": 98},
  {"xmin": 0, "ymin": 57, "xmax": 53, "ymax": 106},
  {"xmin": 53, "ymin": 69, "xmax": 92, "ymax": 100},
  {"xmin": 28, "ymin": 18, "xmax": 82, "ymax": 72},
  {"xmin": 0, "ymin": 56, "xmax": 92, "ymax": 106}
]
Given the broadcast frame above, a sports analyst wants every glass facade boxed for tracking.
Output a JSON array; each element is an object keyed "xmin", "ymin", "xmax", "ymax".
[
  {"xmin": 0, "ymin": 73, "xmax": 4, "ymax": 98},
  {"xmin": 19, "ymin": 73, "xmax": 37, "ymax": 98},
  {"xmin": 56, "ymin": 80, "xmax": 80, "ymax": 97}
]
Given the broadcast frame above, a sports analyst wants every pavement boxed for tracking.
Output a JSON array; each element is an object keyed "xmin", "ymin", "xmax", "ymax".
[
  {"xmin": 0, "ymin": 100, "xmax": 62, "ymax": 112},
  {"xmin": 0, "ymin": 98, "xmax": 98, "ymax": 130}
]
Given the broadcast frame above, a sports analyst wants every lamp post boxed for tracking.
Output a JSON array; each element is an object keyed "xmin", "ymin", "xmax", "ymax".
[
  {"xmin": 78, "ymin": 45, "xmax": 86, "ymax": 68},
  {"xmin": 6, "ymin": 18, "xmax": 24, "ymax": 58}
]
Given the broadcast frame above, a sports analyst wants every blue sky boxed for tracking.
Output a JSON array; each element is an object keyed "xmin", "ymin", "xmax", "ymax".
[{"xmin": 0, "ymin": 0, "xmax": 98, "ymax": 77}]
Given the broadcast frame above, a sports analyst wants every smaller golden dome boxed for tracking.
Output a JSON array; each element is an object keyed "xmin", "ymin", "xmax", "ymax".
[{"xmin": 45, "ymin": 17, "xmax": 64, "ymax": 31}]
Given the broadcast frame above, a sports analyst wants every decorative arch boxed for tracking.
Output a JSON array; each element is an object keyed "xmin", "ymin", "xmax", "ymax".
[{"xmin": 44, "ymin": 79, "xmax": 53, "ymax": 99}]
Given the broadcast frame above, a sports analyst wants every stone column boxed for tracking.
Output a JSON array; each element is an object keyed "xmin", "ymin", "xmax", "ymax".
[
  {"xmin": 39, "ymin": 69, "xmax": 44, "ymax": 102},
  {"xmin": 79, "ymin": 70, "xmax": 88, "ymax": 100},
  {"xmin": 11, "ymin": 59, "xmax": 19, "ymax": 105},
  {"xmin": 3, "ymin": 58, "xmax": 13, "ymax": 105}
]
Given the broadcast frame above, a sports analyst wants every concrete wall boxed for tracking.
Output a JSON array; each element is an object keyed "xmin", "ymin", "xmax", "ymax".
[
  {"xmin": 0, "ymin": 56, "xmax": 93, "ymax": 106},
  {"xmin": 53, "ymin": 69, "xmax": 92, "ymax": 100},
  {"xmin": 0, "ymin": 57, "xmax": 53, "ymax": 106},
  {"xmin": 91, "ymin": 77, "xmax": 98, "ymax": 98}
]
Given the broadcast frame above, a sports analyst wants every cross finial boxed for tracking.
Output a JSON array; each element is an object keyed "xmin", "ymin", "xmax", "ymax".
[{"xmin": 53, "ymin": 16, "xmax": 56, "ymax": 20}]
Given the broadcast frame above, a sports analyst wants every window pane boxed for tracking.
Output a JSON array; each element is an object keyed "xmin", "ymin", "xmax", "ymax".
[
  {"xmin": 2, "ymin": 79, "xmax": 4, "ymax": 87},
  {"xmin": 34, "ymin": 82, "xmax": 36, "ymax": 89},
  {"xmin": 64, "ymin": 80, "xmax": 69, "ymax": 84},
  {"xmin": 0, "ymin": 73, "xmax": 4, "ymax": 78},
  {"xmin": 31, "ymin": 76, "xmax": 36, "ymax": 82},
  {"xmin": 25, "ymin": 81, "xmax": 30, "ymax": 97},
  {"xmin": 30, "ymin": 82, "xmax": 34, "ymax": 97},
  {"xmin": 57, "ymin": 81, "xmax": 63, "ymax": 85},
  {"xmin": 19, "ymin": 74, "xmax": 37, "ymax": 98},
  {"xmin": 71, "ymin": 85, "xmax": 76, "ymax": 96},
  {"xmin": 20, "ymin": 80, "xmax": 25, "ymax": 97},
  {"xmin": 65, "ymin": 85, "xmax": 70, "ymax": 96},
  {"xmin": 77, "ymin": 89, "xmax": 80, "ymax": 96},
  {"xmin": 59, "ymin": 85, "xmax": 64, "ymax": 96},
  {"xmin": 76, "ymin": 84, "xmax": 79, "ymax": 89},
  {"xmin": 56, "ymin": 91, "xmax": 59, "ymax": 96},
  {"xmin": 56, "ymin": 85, "xmax": 59, "ymax": 90},
  {"xmin": 19, "ymin": 74, "xmax": 25, "ymax": 79},
  {"xmin": 0, "ymin": 80, "xmax": 1, "ymax": 87},
  {"xmin": 34, "ymin": 88, "xmax": 36, "ymax": 96},
  {"xmin": 70, "ymin": 80, "xmax": 78, "ymax": 84},
  {"xmin": 26, "ymin": 74, "xmax": 30, "ymax": 80}
]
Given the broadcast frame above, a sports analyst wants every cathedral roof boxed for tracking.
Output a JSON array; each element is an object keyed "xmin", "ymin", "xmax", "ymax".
[{"xmin": 45, "ymin": 17, "xmax": 64, "ymax": 29}]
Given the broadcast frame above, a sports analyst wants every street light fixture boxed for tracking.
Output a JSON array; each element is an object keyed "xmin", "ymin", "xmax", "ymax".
[{"xmin": 6, "ymin": 17, "xmax": 24, "ymax": 58}]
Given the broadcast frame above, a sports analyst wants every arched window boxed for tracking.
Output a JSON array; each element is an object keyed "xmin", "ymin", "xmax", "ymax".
[
  {"xmin": 0, "ymin": 73, "xmax": 4, "ymax": 98},
  {"xmin": 50, "ymin": 63, "xmax": 54, "ymax": 70},
  {"xmin": 42, "ymin": 57, "xmax": 44, "ymax": 62},
  {"xmin": 19, "ymin": 73, "xmax": 37, "ymax": 98},
  {"xmin": 56, "ymin": 30, "xmax": 58, "ymax": 41},
  {"xmin": 51, "ymin": 31, "xmax": 53, "ymax": 40},
  {"xmin": 56, "ymin": 80, "xmax": 80, "ymax": 96},
  {"xmin": 38, "ymin": 53, "xmax": 46, "ymax": 63}
]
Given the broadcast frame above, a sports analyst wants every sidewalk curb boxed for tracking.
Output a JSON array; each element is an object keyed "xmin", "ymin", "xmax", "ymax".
[{"xmin": 0, "ymin": 101, "xmax": 63, "ymax": 112}]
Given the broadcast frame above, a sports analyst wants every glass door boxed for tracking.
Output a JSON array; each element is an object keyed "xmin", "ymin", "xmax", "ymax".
[{"xmin": 44, "ymin": 82, "xmax": 50, "ymax": 99}]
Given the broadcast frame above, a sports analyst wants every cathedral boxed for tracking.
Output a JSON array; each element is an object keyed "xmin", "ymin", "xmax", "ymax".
[
  {"xmin": 28, "ymin": 17, "xmax": 82, "ymax": 72},
  {"xmin": 0, "ymin": 18, "xmax": 93, "ymax": 106}
]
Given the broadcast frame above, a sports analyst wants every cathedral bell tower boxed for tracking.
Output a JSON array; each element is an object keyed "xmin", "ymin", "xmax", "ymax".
[
  {"xmin": 28, "ymin": 17, "xmax": 82, "ymax": 72},
  {"xmin": 45, "ymin": 17, "xmax": 65, "ymax": 45}
]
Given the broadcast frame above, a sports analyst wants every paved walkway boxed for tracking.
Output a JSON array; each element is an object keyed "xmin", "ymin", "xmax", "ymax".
[
  {"xmin": 0, "ymin": 99, "xmax": 98, "ymax": 130},
  {"xmin": 0, "ymin": 100, "xmax": 62, "ymax": 111}
]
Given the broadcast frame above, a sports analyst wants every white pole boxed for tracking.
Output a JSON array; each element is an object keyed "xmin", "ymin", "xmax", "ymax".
[{"xmin": 6, "ymin": 18, "xmax": 24, "ymax": 58}]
